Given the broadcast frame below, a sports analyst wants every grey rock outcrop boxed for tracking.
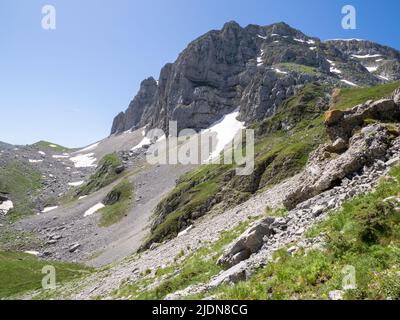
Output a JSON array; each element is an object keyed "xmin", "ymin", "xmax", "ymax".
[
  {"xmin": 325, "ymin": 98, "xmax": 400, "ymax": 141},
  {"xmin": 283, "ymin": 91, "xmax": 400, "ymax": 209},
  {"xmin": 217, "ymin": 217, "xmax": 275, "ymax": 268},
  {"xmin": 111, "ymin": 77, "xmax": 158, "ymax": 135},
  {"xmin": 326, "ymin": 39, "xmax": 400, "ymax": 81},
  {"xmin": 284, "ymin": 123, "xmax": 391, "ymax": 209}
]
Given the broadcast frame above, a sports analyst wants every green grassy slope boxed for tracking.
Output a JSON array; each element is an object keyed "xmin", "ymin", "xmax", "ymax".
[
  {"xmin": 0, "ymin": 251, "xmax": 92, "ymax": 299},
  {"xmin": 0, "ymin": 161, "xmax": 42, "ymax": 222},
  {"xmin": 331, "ymin": 80, "xmax": 400, "ymax": 111},
  {"xmin": 99, "ymin": 178, "xmax": 134, "ymax": 227},
  {"xmin": 32, "ymin": 140, "xmax": 73, "ymax": 153}
]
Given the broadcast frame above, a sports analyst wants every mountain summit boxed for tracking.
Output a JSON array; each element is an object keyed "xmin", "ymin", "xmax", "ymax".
[{"xmin": 110, "ymin": 21, "xmax": 400, "ymax": 135}]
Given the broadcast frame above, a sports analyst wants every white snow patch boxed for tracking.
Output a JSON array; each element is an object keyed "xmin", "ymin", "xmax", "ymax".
[
  {"xmin": 274, "ymin": 68, "xmax": 288, "ymax": 74},
  {"xmin": 294, "ymin": 38, "xmax": 305, "ymax": 43},
  {"xmin": 178, "ymin": 225, "xmax": 194, "ymax": 237},
  {"xmin": 131, "ymin": 137, "xmax": 152, "ymax": 151},
  {"xmin": 84, "ymin": 203, "xmax": 105, "ymax": 217},
  {"xmin": 376, "ymin": 59, "xmax": 384, "ymax": 62},
  {"xmin": 327, "ymin": 60, "xmax": 342, "ymax": 74},
  {"xmin": 52, "ymin": 155, "xmax": 69, "ymax": 159},
  {"xmin": 307, "ymin": 39, "xmax": 316, "ymax": 44},
  {"xmin": 256, "ymin": 49, "xmax": 265, "ymax": 67},
  {"xmin": 68, "ymin": 181, "xmax": 84, "ymax": 187},
  {"xmin": 24, "ymin": 251, "xmax": 40, "ymax": 256},
  {"xmin": 38, "ymin": 151, "xmax": 46, "ymax": 156},
  {"xmin": 78, "ymin": 195, "xmax": 88, "ymax": 200},
  {"xmin": 326, "ymin": 38, "xmax": 365, "ymax": 42},
  {"xmin": 49, "ymin": 144, "xmax": 57, "ymax": 148},
  {"xmin": 79, "ymin": 142, "xmax": 99, "ymax": 152},
  {"xmin": 309, "ymin": 47, "xmax": 317, "ymax": 51},
  {"xmin": 70, "ymin": 153, "xmax": 97, "ymax": 168},
  {"xmin": 341, "ymin": 79, "xmax": 358, "ymax": 87},
  {"xmin": 29, "ymin": 159, "xmax": 43, "ymax": 163},
  {"xmin": 0, "ymin": 200, "xmax": 14, "ymax": 215},
  {"xmin": 366, "ymin": 66, "xmax": 378, "ymax": 73},
  {"xmin": 202, "ymin": 110, "xmax": 245, "ymax": 161},
  {"xmin": 257, "ymin": 34, "xmax": 267, "ymax": 40},
  {"xmin": 378, "ymin": 75, "xmax": 389, "ymax": 81},
  {"xmin": 351, "ymin": 54, "xmax": 382, "ymax": 59},
  {"xmin": 42, "ymin": 206, "xmax": 58, "ymax": 213}
]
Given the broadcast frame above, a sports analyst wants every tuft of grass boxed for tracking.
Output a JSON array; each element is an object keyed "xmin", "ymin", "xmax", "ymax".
[
  {"xmin": 0, "ymin": 161, "xmax": 42, "ymax": 222},
  {"xmin": 99, "ymin": 178, "xmax": 133, "ymax": 227},
  {"xmin": 277, "ymin": 63, "xmax": 321, "ymax": 76},
  {"xmin": 77, "ymin": 153, "xmax": 123, "ymax": 197},
  {"xmin": 265, "ymin": 207, "xmax": 289, "ymax": 218},
  {"xmin": 0, "ymin": 251, "xmax": 92, "ymax": 299},
  {"xmin": 331, "ymin": 81, "xmax": 400, "ymax": 111}
]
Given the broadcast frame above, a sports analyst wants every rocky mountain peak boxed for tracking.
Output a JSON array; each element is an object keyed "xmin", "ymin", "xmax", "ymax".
[
  {"xmin": 221, "ymin": 20, "xmax": 242, "ymax": 32},
  {"xmin": 110, "ymin": 77, "xmax": 158, "ymax": 135},
  {"xmin": 110, "ymin": 22, "xmax": 400, "ymax": 135}
]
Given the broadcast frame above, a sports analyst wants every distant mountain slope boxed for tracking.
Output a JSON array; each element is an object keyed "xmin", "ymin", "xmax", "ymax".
[
  {"xmin": 0, "ymin": 141, "xmax": 13, "ymax": 150},
  {"xmin": 110, "ymin": 21, "xmax": 400, "ymax": 135}
]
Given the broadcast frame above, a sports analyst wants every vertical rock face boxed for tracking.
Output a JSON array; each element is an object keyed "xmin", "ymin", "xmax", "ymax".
[
  {"xmin": 110, "ymin": 22, "xmax": 400, "ymax": 135},
  {"xmin": 110, "ymin": 77, "xmax": 158, "ymax": 135}
]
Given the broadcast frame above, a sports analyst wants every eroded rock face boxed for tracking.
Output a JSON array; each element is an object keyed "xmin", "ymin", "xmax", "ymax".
[
  {"xmin": 283, "ymin": 92, "xmax": 400, "ymax": 210},
  {"xmin": 284, "ymin": 123, "xmax": 391, "ymax": 209},
  {"xmin": 111, "ymin": 77, "xmax": 158, "ymax": 135},
  {"xmin": 110, "ymin": 22, "xmax": 400, "ymax": 135},
  {"xmin": 217, "ymin": 217, "xmax": 275, "ymax": 268},
  {"xmin": 326, "ymin": 99, "xmax": 400, "ymax": 141}
]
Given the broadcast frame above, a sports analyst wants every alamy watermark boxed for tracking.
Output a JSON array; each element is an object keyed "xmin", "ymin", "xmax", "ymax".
[
  {"xmin": 42, "ymin": 265, "xmax": 56, "ymax": 290},
  {"xmin": 342, "ymin": 265, "xmax": 357, "ymax": 290},
  {"xmin": 41, "ymin": 5, "xmax": 56, "ymax": 30},
  {"xmin": 144, "ymin": 121, "xmax": 254, "ymax": 176},
  {"xmin": 342, "ymin": 5, "xmax": 356, "ymax": 30}
]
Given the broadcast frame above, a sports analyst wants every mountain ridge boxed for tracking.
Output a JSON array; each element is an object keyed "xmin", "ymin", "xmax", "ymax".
[{"xmin": 110, "ymin": 21, "xmax": 400, "ymax": 135}]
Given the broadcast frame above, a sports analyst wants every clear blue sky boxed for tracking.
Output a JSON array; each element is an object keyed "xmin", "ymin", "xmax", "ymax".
[{"xmin": 1, "ymin": 0, "xmax": 399, "ymax": 148}]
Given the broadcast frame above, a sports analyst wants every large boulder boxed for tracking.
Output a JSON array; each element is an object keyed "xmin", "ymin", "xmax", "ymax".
[
  {"xmin": 393, "ymin": 88, "xmax": 400, "ymax": 106},
  {"xmin": 217, "ymin": 217, "xmax": 275, "ymax": 268},
  {"xmin": 0, "ymin": 193, "xmax": 13, "ymax": 215}
]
